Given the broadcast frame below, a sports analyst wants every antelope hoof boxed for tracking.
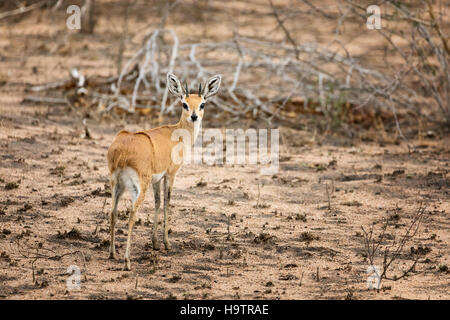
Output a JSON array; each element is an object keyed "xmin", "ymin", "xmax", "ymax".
[
  {"xmin": 164, "ymin": 240, "xmax": 172, "ymax": 251},
  {"xmin": 109, "ymin": 251, "xmax": 116, "ymax": 260},
  {"xmin": 124, "ymin": 259, "xmax": 131, "ymax": 271}
]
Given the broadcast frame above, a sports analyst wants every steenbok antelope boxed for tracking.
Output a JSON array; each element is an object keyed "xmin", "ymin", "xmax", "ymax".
[{"xmin": 107, "ymin": 73, "xmax": 221, "ymax": 270}]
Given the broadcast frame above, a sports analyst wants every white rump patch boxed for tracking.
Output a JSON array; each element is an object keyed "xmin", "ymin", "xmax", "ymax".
[
  {"xmin": 152, "ymin": 171, "xmax": 166, "ymax": 184},
  {"xmin": 114, "ymin": 167, "xmax": 141, "ymax": 203}
]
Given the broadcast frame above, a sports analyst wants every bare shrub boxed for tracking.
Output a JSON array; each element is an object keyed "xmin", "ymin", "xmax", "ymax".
[{"xmin": 361, "ymin": 203, "xmax": 427, "ymax": 289}]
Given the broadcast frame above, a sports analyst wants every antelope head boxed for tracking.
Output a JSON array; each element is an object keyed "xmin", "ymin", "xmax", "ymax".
[{"xmin": 166, "ymin": 73, "xmax": 222, "ymax": 124}]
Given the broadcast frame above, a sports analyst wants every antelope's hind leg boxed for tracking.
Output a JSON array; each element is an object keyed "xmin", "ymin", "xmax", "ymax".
[
  {"xmin": 109, "ymin": 179, "xmax": 124, "ymax": 259},
  {"xmin": 124, "ymin": 175, "xmax": 147, "ymax": 271}
]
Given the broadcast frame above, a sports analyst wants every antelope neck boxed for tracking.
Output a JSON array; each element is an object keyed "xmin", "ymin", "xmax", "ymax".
[{"xmin": 175, "ymin": 117, "xmax": 201, "ymax": 145}]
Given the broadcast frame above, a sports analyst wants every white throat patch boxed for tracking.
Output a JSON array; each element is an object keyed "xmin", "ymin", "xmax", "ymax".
[{"xmin": 193, "ymin": 120, "xmax": 201, "ymax": 143}]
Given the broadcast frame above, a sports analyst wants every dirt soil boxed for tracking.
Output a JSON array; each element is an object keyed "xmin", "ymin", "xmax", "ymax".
[{"xmin": 0, "ymin": 1, "xmax": 449, "ymax": 300}]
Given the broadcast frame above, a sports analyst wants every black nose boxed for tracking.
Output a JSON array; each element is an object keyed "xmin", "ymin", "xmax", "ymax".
[{"xmin": 191, "ymin": 114, "xmax": 198, "ymax": 121}]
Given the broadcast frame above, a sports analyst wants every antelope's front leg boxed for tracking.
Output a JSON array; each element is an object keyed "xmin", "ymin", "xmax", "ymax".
[{"xmin": 163, "ymin": 175, "xmax": 173, "ymax": 250}]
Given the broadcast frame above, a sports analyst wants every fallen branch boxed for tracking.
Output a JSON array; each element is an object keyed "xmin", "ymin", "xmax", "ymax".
[
  {"xmin": 0, "ymin": 0, "xmax": 52, "ymax": 21},
  {"xmin": 22, "ymin": 96, "xmax": 67, "ymax": 105}
]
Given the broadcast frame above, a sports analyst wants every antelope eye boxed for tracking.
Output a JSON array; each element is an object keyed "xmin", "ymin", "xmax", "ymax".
[
  {"xmin": 182, "ymin": 103, "xmax": 189, "ymax": 110},
  {"xmin": 199, "ymin": 103, "xmax": 205, "ymax": 110}
]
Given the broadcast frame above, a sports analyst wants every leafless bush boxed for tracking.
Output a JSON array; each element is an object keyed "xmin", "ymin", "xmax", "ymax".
[
  {"xmin": 25, "ymin": 0, "xmax": 449, "ymax": 130},
  {"xmin": 51, "ymin": 27, "xmax": 410, "ymax": 126},
  {"xmin": 346, "ymin": 0, "xmax": 449, "ymax": 126},
  {"xmin": 361, "ymin": 203, "xmax": 427, "ymax": 289}
]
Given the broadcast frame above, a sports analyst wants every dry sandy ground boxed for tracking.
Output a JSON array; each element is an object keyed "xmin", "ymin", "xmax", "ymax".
[
  {"xmin": 1, "ymin": 93, "xmax": 449, "ymax": 300},
  {"xmin": 0, "ymin": 1, "xmax": 449, "ymax": 300}
]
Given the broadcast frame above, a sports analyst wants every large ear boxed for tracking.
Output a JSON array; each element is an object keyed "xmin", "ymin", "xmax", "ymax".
[
  {"xmin": 167, "ymin": 73, "xmax": 184, "ymax": 99},
  {"xmin": 203, "ymin": 75, "xmax": 222, "ymax": 99}
]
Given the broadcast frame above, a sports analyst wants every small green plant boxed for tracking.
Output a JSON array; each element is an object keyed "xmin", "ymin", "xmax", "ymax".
[
  {"xmin": 295, "ymin": 213, "xmax": 307, "ymax": 222},
  {"xmin": 5, "ymin": 182, "xmax": 19, "ymax": 190},
  {"xmin": 320, "ymin": 82, "xmax": 348, "ymax": 129},
  {"xmin": 438, "ymin": 264, "xmax": 448, "ymax": 272},
  {"xmin": 299, "ymin": 232, "xmax": 319, "ymax": 242}
]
